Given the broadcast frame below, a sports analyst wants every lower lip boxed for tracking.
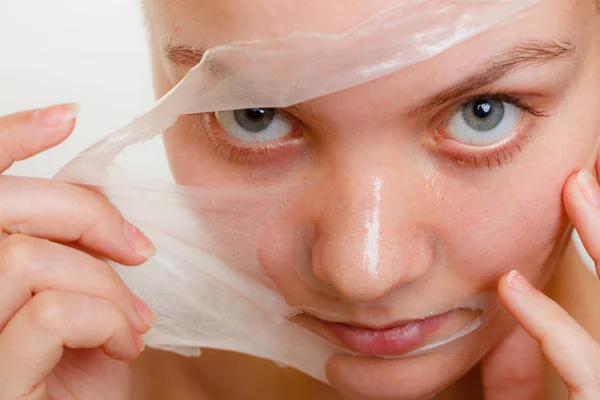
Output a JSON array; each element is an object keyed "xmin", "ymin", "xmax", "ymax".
[{"xmin": 321, "ymin": 312, "xmax": 451, "ymax": 356}]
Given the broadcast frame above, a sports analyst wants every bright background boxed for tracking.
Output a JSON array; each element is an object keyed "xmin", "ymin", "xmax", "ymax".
[
  {"xmin": 0, "ymin": 0, "xmax": 595, "ymax": 273},
  {"xmin": 0, "ymin": 0, "xmax": 154, "ymax": 177}
]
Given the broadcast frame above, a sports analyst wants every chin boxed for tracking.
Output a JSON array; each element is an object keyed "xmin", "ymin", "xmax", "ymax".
[{"xmin": 323, "ymin": 309, "xmax": 516, "ymax": 400}]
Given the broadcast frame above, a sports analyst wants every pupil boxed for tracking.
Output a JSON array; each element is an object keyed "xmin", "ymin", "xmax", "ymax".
[
  {"xmin": 233, "ymin": 108, "xmax": 277, "ymax": 133},
  {"xmin": 246, "ymin": 108, "xmax": 266, "ymax": 120},
  {"xmin": 474, "ymin": 101, "xmax": 492, "ymax": 118},
  {"xmin": 461, "ymin": 98, "xmax": 504, "ymax": 133}
]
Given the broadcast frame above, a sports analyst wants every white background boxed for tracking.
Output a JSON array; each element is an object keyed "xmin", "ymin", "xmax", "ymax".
[
  {"xmin": 0, "ymin": 0, "xmax": 154, "ymax": 177},
  {"xmin": 0, "ymin": 0, "xmax": 595, "ymax": 273}
]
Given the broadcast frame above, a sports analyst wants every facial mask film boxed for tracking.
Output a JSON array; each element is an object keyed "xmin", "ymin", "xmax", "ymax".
[{"xmin": 56, "ymin": 0, "xmax": 540, "ymax": 383}]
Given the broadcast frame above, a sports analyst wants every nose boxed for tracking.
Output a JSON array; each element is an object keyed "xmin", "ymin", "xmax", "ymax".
[{"xmin": 309, "ymin": 166, "xmax": 435, "ymax": 303}]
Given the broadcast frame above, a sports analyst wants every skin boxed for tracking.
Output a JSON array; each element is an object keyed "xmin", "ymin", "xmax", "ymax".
[
  {"xmin": 145, "ymin": 0, "xmax": 600, "ymax": 398},
  {"xmin": 0, "ymin": 1, "xmax": 599, "ymax": 400},
  {"xmin": 0, "ymin": 104, "xmax": 157, "ymax": 400}
]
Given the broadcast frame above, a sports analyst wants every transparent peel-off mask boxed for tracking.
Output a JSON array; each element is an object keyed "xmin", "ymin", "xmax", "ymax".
[{"xmin": 56, "ymin": 0, "xmax": 540, "ymax": 384}]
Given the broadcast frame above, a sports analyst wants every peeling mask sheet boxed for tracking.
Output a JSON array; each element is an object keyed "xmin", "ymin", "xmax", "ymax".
[{"xmin": 56, "ymin": 0, "xmax": 541, "ymax": 384}]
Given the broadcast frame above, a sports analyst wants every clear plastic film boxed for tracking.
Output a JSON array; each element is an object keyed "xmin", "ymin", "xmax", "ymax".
[{"xmin": 56, "ymin": 0, "xmax": 539, "ymax": 383}]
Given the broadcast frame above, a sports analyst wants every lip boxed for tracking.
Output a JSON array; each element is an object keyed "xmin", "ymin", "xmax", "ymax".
[{"xmin": 318, "ymin": 311, "xmax": 452, "ymax": 356}]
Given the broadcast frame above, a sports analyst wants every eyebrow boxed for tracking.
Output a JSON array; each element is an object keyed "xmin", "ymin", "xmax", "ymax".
[
  {"xmin": 165, "ymin": 44, "xmax": 208, "ymax": 67},
  {"xmin": 411, "ymin": 39, "xmax": 576, "ymax": 115},
  {"xmin": 164, "ymin": 39, "xmax": 576, "ymax": 115}
]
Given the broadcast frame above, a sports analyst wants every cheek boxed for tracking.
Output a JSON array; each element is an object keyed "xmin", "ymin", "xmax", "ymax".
[
  {"xmin": 164, "ymin": 116, "xmax": 257, "ymax": 188},
  {"xmin": 442, "ymin": 177, "xmax": 567, "ymax": 286},
  {"xmin": 439, "ymin": 131, "xmax": 597, "ymax": 288},
  {"xmin": 164, "ymin": 116, "xmax": 222, "ymax": 187}
]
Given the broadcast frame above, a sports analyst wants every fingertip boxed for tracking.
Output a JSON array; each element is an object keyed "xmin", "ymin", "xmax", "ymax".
[
  {"xmin": 497, "ymin": 271, "xmax": 510, "ymax": 292},
  {"xmin": 497, "ymin": 270, "xmax": 516, "ymax": 296},
  {"xmin": 563, "ymin": 169, "xmax": 600, "ymax": 211},
  {"xmin": 133, "ymin": 332, "xmax": 147, "ymax": 353},
  {"xmin": 132, "ymin": 294, "xmax": 156, "ymax": 331},
  {"xmin": 562, "ymin": 169, "xmax": 600, "ymax": 266},
  {"xmin": 69, "ymin": 187, "xmax": 154, "ymax": 267},
  {"xmin": 34, "ymin": 104, "xmax": 79, "ymax": 147},
  {"xmin": 33, "ymin": 103, "xmax": 80, "ymax": 127},
  {"xmin": 497, "ymin": 270, "xmax": 537, "ymax": 314},
  {"xmin": 497, "ymin": 273, "xmax": 517, "ymax": 315},
  {"xmin": 0, "ymin": 104, "xmax": 80, "ymax": 171},
  {"xmin": 505, "ymin": 270, "xmax": 536, "ymax": 294},
  {"xmin": 123, "ymin": 221, "xmax": 156, "ymax": 261},
  {"xmin": 43, "ymin": 117, "xmax": 77, "ymax": 149},
  {"xmin": 562, "ymin": 171, "xmax": 579, "ymax": 201},
  {"xmin": 563, "ymin": 171, "xmax": 592, "ymax": 230}
]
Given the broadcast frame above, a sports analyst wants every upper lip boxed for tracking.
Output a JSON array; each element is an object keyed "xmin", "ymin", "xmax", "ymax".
[
  {"xmin": 322, "ymin": 318, "xmax": 429, "ymax": 331},
  {"xmin": 304, "ymin": 310, "xmax": 449, "ymax": 331}
]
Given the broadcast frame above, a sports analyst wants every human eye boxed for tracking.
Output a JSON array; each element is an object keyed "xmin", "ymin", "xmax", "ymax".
[
  {"xmin": 215, "ymin": 108, "xmax": 296, "ymax": 144},
  {"xmin": 434, "ymin": 94, "xmax": 548, "ymax": 167},
  {"xmin": 202, "ymin": 108, "xmax": 303, "ymax": 164},
  {"xmin": 446, "ymin": 98, "xmax": 521, "ymax": 146}
]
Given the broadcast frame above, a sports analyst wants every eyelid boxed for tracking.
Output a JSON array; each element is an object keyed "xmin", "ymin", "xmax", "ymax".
[
  {"xmin": 437, "ymin": 91, "xmax": 547, "ymax": 127},
  {"xmin": 277, "ymin": 106, "xmax": 316, "ymax": 132},
  {"xmin": 202, "ymin": 111, "xmax": 305, "ymax": 165},
  {"xmin": 435, "ymin": 128, "xmax": 535, "ymax": 168},
  {"xmin": 433, "ymin": 94, "xmax": 548, "ymax": 168},
  {"xmin": 202, "ymin": 92, "xmax": 549, "ymax": 168}
]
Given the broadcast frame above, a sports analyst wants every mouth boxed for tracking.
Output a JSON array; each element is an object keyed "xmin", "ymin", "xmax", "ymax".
[{"xmin": 305, "ymin": 310, "xmax": 456, "ymax": 356}]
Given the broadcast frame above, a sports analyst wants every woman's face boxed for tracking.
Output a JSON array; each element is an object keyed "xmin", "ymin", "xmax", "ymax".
[{"xmin": 145, "ymin": 0, "xmax": 600, "ymax": 398}]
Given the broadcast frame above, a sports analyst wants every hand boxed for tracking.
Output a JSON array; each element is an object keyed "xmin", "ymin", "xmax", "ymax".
[
  {"xmin": 481, "ymin": 168, "xmax": 600, "ymax": 400},
  {"xmin": 0, "ymin": 104, "xmax": 156, "ymax": 400}
]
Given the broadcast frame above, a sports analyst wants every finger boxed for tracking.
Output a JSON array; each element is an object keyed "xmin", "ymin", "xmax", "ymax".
[
  {"xmin": 481, "ymin": 325, "xmax": 544, "ymax": 400},
  {"xmin": 499, "ymin": 270, "xmax": 600, "ymax": 397},
  {"xmin": 0, "ymin": 291, "xmax": 144, "ymax": 399},
  {"xmin": 0, "ymin": 176, "xmax": 155, "ymax": 266},
  {"xmin": 0, "ymin": 104, "xmax": 78, "ymax": 173},
  {"xmin": 0, "ymin": 234, "xmax": 155, "ymax": 334},
  {"xmin": 563, "ymin": 170, "xmax": 600, "ymax": 275}
]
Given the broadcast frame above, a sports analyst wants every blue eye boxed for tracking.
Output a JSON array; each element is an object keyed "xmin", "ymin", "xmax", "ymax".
[
  {"xmin": 446, "ymin": 98, "xmax": 522, "ymax": 146},
  {"xmin": 215, "ymin": 108, "xmax": 294, "ymax": 143}
]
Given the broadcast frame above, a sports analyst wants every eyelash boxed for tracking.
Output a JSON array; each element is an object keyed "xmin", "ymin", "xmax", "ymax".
[
  {"xmin": 199, "ymin": 112, "xmax": 303, "ymax": 165},
  {"xmin": 434, "ymin": 91, "xmax": 548, "ymax": 168},
  {"xmin": 437, "ymin": 131, "xmax": 533, "ymax": 168},
  {"xmin": 202, "ymin": 92, "xmax": 549, "ymax": 167}
]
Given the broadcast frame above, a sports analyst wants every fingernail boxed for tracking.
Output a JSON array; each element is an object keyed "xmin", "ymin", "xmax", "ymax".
[
  {"xmin": 133, "ymin": 294, "xmax": 157, "ymax": 329},
  {"xmin": 123, "ymin": 221, "xmax": 156, "ymax": 259},
  {"xmin": 506, "ymin": 270, "xmax": 535, "ymax": 294},
  {"xmin": 34, "ymin": 103, "xmax": 80, "ymax": 126},
  {"xmin": 134, "ymin": 333, "xmax": 146, "ymax": 353},
  {"xmin": 577, "ymin": 169, "xmax": 600, "ymax": 208}
]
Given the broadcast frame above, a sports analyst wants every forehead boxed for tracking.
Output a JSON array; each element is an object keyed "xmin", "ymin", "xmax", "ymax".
[
  {"xmin": 147, "ymin": 0, "xmax": 583, "ymax": 48},
  {"xmin": 149, "ymin": 0, "xmax": 406, "ymax": 42}
]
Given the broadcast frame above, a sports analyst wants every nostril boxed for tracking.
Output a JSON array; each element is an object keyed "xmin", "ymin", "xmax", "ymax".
[
  {"xmin": 310, "ymin": 243, "xmax": 435, "ymax": 303},
  {"xmin": 327, "ymin": 274, "xmax": 400, "ymax": 303},
  {"xmin": 311, "ymin": 254, "xmax": 435, "ymax": 303},
  {"xmin": 299, "ymin": 266, "xmax": 343, "ymax": 298},
  {"xmin": 331, "ymin": 266, "xmax": 432, "ymax": 303}
]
